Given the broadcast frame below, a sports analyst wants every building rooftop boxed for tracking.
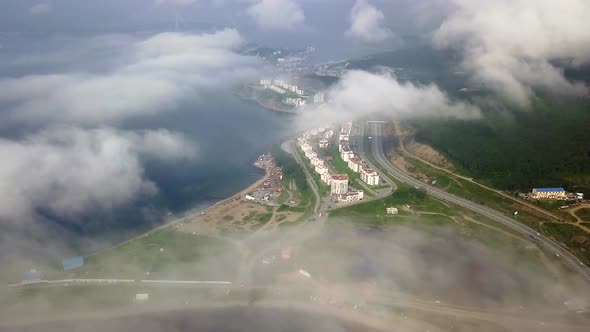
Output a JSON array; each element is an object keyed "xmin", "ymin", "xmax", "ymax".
[
  {"xmin": 534, "ymin": 188, "xmax": 565, "ymax": 192},
  {"xmin": 363, "ymin": 167, "xmax": 375, "ymax": 174},
  {"xmin": 343, "ymin": 191, "xmax": 363, "ymax": 197},
  {"xmin": 349, "ymin": 157, "xmax": 362, "ymax": 164},
  {"xmin": 62, "ymin": 256, "xmax": 84, "ymax": 271},
  {"xmin": 332, "ymin": 174, "xmax": 349, "ymax": 181}
]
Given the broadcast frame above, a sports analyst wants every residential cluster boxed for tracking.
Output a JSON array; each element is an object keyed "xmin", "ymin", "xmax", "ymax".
[
  {"xmin": 260, "ymin": 79, "xmax": 304, "ymax": 95},
  {"xmin": 298, "ymin": 127, "xmax": 363, "ymax": 202},
  {"xmin": 259, "ymin": 79, "xmax": 325, "ymax": 108},
  {"xmin": 297, "ymin": 122, "xmax": 382, "ymax": 203},
  {"xmin": 246, "ymin": 154, "xmax": 286, "ymax": 206},
  {"xmin": 337, "ymin": 123, "xmax": 380, "ymax": 186}
]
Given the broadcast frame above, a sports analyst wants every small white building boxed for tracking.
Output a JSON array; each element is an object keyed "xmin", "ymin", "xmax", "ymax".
[
  {"xmin": 386, "ymin": 207, "xmax": 399, "ymax": 215},
  {"xmin": 298, "ymin": 269, "xmax": 311, "ymax": 278},
  {"xmin": 339, "ymin": 191, "xmax": 364, "ymax": 202},
  {"xmin": 319, "ymin": 139, "xmax": 329, "ymax": 149}
]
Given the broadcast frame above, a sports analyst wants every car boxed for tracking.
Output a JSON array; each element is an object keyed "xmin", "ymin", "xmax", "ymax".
[{"xmin": 555, "ymin": 253, "xmax": 560, "ymax": 257}]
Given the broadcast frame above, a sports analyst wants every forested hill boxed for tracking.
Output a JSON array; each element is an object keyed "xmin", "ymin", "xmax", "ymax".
[{"xmin": 411, "ymin": 98, "xmax": 590, "ymax": 194}]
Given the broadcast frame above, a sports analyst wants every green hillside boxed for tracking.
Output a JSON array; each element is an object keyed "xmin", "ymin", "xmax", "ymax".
[{"xmin": 411, "ymin": 98, "xmax": 590, "ymax": 194}]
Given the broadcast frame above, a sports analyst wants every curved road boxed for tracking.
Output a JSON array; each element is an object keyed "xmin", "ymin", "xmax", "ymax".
[{"xmin": 368, "ymin": 122, "xmax": 590, "ymax": 284}]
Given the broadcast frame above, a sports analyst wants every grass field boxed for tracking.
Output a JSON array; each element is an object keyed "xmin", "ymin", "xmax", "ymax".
[
  {"xmin": 542, "ymin": 223, "xmax": 590, "ymax": 264},
  {"xmin": 70, "ymin": 231, "xmax": 239, "ymax": 280},
  {"xmin": 331, "ymin": 184, "xmax": 448, "ymax": 221},
  {"xmin": 401, "ymin": 155, "xmax": 556, "ymax": 231},
  {"xmin": 381, "ymin": 137, "xmax": 590, "ymax": 265},
  {"xmin": 295, "ymin": 145, "xmax": 331, "ymax": 195},
  {"xmin": 574, "ymin": 208, "xmax": 590, "ymax": 222}
]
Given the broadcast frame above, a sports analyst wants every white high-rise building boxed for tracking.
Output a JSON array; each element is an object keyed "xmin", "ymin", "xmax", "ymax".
[
  {"xmin": 305, "ymin": 151, "xmax": 317, "ymax": 159},
  {"xmin": 313, "ymin": 92, "xmax": 325, "ymax": 103},
  {"xmin": 347, "ymin": 157, "xmax": 363, "ymax": 173},
  {"xmin": 361, "ymin": 167, "xmax": 380, "ymax": 186},
  {"xmin": 330, "ymin": 174, "xmax": 349, "ymax": 195},
  {"xmin": 310, "ymin": 157, "xmax": 323, "ymax": 167},
  {"xmin": 341, "ymin": 149, "xmax": 354, "ymax": 162},
  {"xmin": 321, "ymin": 172, "xmax": 332, "ymax": 185}
]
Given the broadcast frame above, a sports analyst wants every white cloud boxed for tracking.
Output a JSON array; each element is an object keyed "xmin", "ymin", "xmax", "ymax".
[
  {"xmin": 434, "ymin": 0, "xmax": 590, "ymax": 106},
  {"xmin": 30, "ymin": 3, "xmax": 50, "ymax": 15},
  {"xmin": 0, "ymin": 127, "xmax": 196, "ymax": 224},
  {"xmin": 0, "ymin": 29, "xmax": 254, "ymax": 241},
  {"xmin": 247, "ymin": 0, "xmax": 305, "ymax": 29},
  {"xmin": 346, "ymin": 0, "xmax": 392, "ymax": 43},
  {"xmin": 297, "ymin": 70, "xmax": 480, "ymax": 129},
  {"xmin": 154, "ymin": 0, "xmax": 198, "ymax": 6},
  {"xmin": 0, "ymin": 29, "xmax": 260, "ymax": 127}
]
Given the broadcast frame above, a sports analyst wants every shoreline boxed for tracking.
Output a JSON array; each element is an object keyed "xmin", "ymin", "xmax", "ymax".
[
  {"xmin": 233, "ymin": 90, "xmax": 299, "ymax": 115},
  {"xmin": 86, "ymin": 167, "xmax": 272, "ymax": 258}
]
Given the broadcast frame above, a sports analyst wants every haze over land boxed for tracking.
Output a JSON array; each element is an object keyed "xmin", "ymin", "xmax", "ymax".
[{"xmin": 1, "ymin": 1, "xmax": 590, "ymax": 331}]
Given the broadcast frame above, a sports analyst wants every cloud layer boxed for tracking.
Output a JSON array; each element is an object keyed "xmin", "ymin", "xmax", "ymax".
[
  {"xmin": 297, "ymin": 70, "xmax": 480, "ymax": 129},
  {"xmin": 434, "ymin": 0, "xmax": 590, "ymax": 105},
  {"xmin": 30, "ymin": 3, "xmax": 50, "ymax": 15},
  {"xmin": 0, "ymin": 29, "xmax": 259, "ymax": 128},
  {"xmin": 247, "ymin": 0, "xmax": 305, "ymax": 29},
  {"xmin": 0, "ymin": 29, "xmax": 259, "ymax": 255},
  {"xmin": 0, "ymin": 127, "xmax": 195, "ymax": 224},
  {"xmin": 346, "ymin": 0, "xmax": 392, "ymax": 43}
]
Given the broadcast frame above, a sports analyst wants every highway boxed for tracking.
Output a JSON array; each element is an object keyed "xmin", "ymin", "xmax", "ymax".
[
  {"xmin": 353, "ymin": 121, "xmax": 397, "ymax": 193},
  {"xmin": 8, "ymin": 278, "xmax": 232, "ymax": 288},
  {"xmin": 368, "ymin": 122, "xmax": 590, "ymax": 284}
]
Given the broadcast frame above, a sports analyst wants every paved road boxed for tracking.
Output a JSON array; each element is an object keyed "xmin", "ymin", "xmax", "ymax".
[
  {"xmin": 8, "ymin": 279, "xmax": 232, "ymax": 288},
  {"xmin": 352, "ymin": 121, "xmax": 397, "ymax": 193},
  {"xmin": 368, "ymin": 122, "xmax": 590, "ymax": 284}
]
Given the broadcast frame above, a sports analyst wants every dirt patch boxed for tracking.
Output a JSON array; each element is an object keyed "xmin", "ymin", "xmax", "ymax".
[
  {"xmin": 177, "ymin": 198, "xmax": 305, "ymax": 236},
  {"xmin": 405, "ymin": 140, "xmax": 455, "ymax": 171},
  {"xmin": 177, "ymin": 199, "xmax": 274, "ymax": 235},
  {"xmin": 389, "ymin": 151, "xmax": 430, "ymax": 183},
  {"xmin": 574, "ymin": 207, "xmax": 590, "ymax": 222},
  {"xmin": 572, "ymin": 235, "xmax": 590, "ymax": 245}
]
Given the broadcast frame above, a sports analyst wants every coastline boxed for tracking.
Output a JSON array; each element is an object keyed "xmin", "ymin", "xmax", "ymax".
[
  {"xmin": 86, "ymin": 167, "xmax": 272, "ymax": 258},
  {"xmin": 233, "ymin": 89, "xmax": 299, "ymax": 115}
]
